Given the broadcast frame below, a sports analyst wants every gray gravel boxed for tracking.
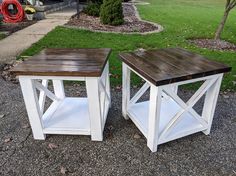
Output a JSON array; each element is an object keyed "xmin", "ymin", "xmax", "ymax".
[{"xmin": 0, "ymin": 77, "xmax": 236, "ymax": 176}]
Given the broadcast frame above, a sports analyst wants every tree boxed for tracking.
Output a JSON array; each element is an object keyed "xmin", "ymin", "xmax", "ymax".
[
  {"xmin": 83, "ymin": 0, "xmax": 103, "ymax": 17},
  {"xmin": 76, "ymin": 0, "xmax": 80, "ymax": 17},
  {"xmin": 100, "ymin": 0, "xmax": 124, "ymax": 26},
  {"xmin": 215, "ymin": 0, "xmax": 236, "ymax": 40},
  {"xmin": 90, "ymin": 0, "xmax": 103, "ymax": 4}
]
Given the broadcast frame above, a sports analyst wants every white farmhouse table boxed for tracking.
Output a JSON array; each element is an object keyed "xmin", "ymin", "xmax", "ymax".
[
  {"xmin": 119, "ymin": 48, "xmax": 231, "ymax": 152},
  {"xmin": 11, "ymin": 48, "xmax": 112, "ymax": 141}
]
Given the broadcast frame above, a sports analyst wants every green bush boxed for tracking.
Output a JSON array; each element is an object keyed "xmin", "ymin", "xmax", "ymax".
[
  {"xmin": 100, "ymin": 0, "xmax": 124, "ymax": 26},
  {"xmin": 84, "ymin": 2, "xmax": 101, "ymax": 17},
  {"xmin": 91, "ymin": 0, "xmax": 103, "ymax": 5}
]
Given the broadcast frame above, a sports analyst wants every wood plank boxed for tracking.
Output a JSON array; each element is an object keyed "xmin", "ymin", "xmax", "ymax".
[
  {"xmin": 10, "ymin": 48, "xmax": 111, "ymax": 77},
  {"xmin": 119, "ymin": 48, "xmax": 231, "ymax": 86}
]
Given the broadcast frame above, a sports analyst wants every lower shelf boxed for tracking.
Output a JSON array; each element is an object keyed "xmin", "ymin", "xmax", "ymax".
[
  {"xmin": 128, "ymin": 98, "xmax": 207, "ymax": 144},
  {"xmin": 42, "ymin": 98, "xmax": 90, "ymax": 135}
]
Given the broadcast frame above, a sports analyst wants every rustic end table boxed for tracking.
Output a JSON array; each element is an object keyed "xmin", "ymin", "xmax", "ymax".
[
  {"xmin": 11, "ymin": 48, "xmax": 111, "ymax": 141},
  {"xmin": 119, "ymin": 48, "xmax": 231, "ymax": 152}
]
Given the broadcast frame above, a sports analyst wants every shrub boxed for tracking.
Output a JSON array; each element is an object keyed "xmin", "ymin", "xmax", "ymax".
[
  {"xmin": 100, "ymin": 0, "xmax": 124, "ymax": 26},
  {"xmin": 84, "ymin": 2, "xmax": 101, "ymax": 17},
  {"xmin": 91, "ymin": 0, "xmax": 103, "ymax": 5}
]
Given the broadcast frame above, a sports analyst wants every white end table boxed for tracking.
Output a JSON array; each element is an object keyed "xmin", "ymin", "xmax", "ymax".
[
  {"xmin": 119, "ymin": 48, "xmax": 231, "ymax": 152},
  {"xmin": 11, "ymin": 48, "xmax": 111, "ymax": 141}
]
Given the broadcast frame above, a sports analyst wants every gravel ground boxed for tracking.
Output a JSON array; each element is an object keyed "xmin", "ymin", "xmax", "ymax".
[{"xmin": 0, "ymin": 77, "xmax": 236, "ymax": 176}]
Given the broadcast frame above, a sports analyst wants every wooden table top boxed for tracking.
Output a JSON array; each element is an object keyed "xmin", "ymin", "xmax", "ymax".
[
  {"xmin": 119, "ymin": 48, "xmax": 231, "ymax": 86},
  {"xmin": 11, "ymin": 48, "xmax": 111, "ymax": 77}
]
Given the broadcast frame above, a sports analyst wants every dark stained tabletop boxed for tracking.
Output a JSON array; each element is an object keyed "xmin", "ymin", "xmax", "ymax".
[
  {"xmin": 119, "ymin": 48, "xmax": 231, "ymax": 86},
  {"xmin": 10, "ymin": 48, "xmax": 111, "ymax": 77}
]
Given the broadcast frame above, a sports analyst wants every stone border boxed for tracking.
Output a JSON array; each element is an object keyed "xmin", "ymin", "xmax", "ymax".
[
  {"xmin": 34, "ymin": 0, "xmax": 75, "ymax": 20},
  {"xmin": 128, "ymin": 0, "xmax": 150, "ymax": 5},
  {"xmin": 131, "ymin": 3, "xmax": 163, "ymax": 34},
  {"xmin": 63, "ymin": 2, "xmax": 163, "ymax": 35},
  {"xmin": 45, "ymin": 0, "xmax": 75, "ymax": 14}
]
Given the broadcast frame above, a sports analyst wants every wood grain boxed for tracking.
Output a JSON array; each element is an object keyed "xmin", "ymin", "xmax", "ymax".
[
  {"xmin": 10, "ymin": 48, "xmax": 111, "ymax": 77},
  {"xmin": 119, "ymin": 48, "xmax": 231, "ymax": 86}
]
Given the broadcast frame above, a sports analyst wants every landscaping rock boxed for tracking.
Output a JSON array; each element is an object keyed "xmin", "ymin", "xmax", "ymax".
[
  {"xmin": 133, "ymin": 133, "xmax": 141, "ymax": 139},
  {"xmin": 66, "ymin": 3, "xmax": 162, "ymax": 34},
  {"xmin": 60, "ymin": 166, "xmax": 67, "ymax": 174},
  {"xmin": 189, "ymin": 39, "xmax": 236, "ymax": 51}
]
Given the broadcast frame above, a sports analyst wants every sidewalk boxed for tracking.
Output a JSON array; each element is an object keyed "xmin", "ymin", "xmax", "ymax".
[{"xmin": 0, "ymin": 6, "xmax": 76, "ymax": 64}]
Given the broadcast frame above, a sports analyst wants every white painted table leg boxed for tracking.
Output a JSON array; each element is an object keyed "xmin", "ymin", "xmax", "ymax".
[
  {"xmin": 39, "ymin": 79, "xmax": 48, "ymax": 113},
  {"xmin": 86, "ymin": 77, "xmax": 103, "ymax": 141},
  {"xmin": 147, "ymin": 85, "xmax": 162, "ymax": 152},
  {"xmin": 52, "ymin": 80, "xmax": 65, "ymax": 100},
  {"xmin": 202, "ymin": 74, "xmax": 223, "ymax": 135},
  {"xmin": 19, "ymin": 76, "xmax": 46, "ymax": 140},
  {"xmin": 172, "ymin": 85, "xmax": 178, "ymax": 94},
  {"xmin": 122, "ymin": 63, "xmax": 131, "ymax": 120},
  {"xmin": 105, "ymin": 62, "xmax": 111, "ymax": 107}
]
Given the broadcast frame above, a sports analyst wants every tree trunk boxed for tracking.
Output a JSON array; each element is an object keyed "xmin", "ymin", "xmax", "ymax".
[
  {"xmin": 77, "ymin": 0, "xmax": 80, "ymax": 17},
  {"xmin": 214, "ymin": 9, "xmax": 230, "ymax": 40}
]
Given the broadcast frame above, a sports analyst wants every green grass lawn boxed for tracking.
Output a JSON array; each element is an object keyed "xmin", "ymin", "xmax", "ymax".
[
  {"xmin": 0, "ymin": 33, "xmax": 5, "ymax": 40},
  {"xmin": 21, "ymin": 0, "xmax": 236, "ymax": 90}
]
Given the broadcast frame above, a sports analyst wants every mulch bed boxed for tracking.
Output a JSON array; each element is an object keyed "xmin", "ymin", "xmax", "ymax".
[
  {"xmin": 0, "ymin": 61, "xmax": 22, "ymax": 83},
  {"xmin": 189, "ymin": 39, "xmax": 236, "ymax": 51},
  {"xmin": 66, "ymin": 4, "xmax": 159, "ymax": 34},
  {"xmin": 0, "ymin": 20, "xmax": 37, "ymax": 35}
]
